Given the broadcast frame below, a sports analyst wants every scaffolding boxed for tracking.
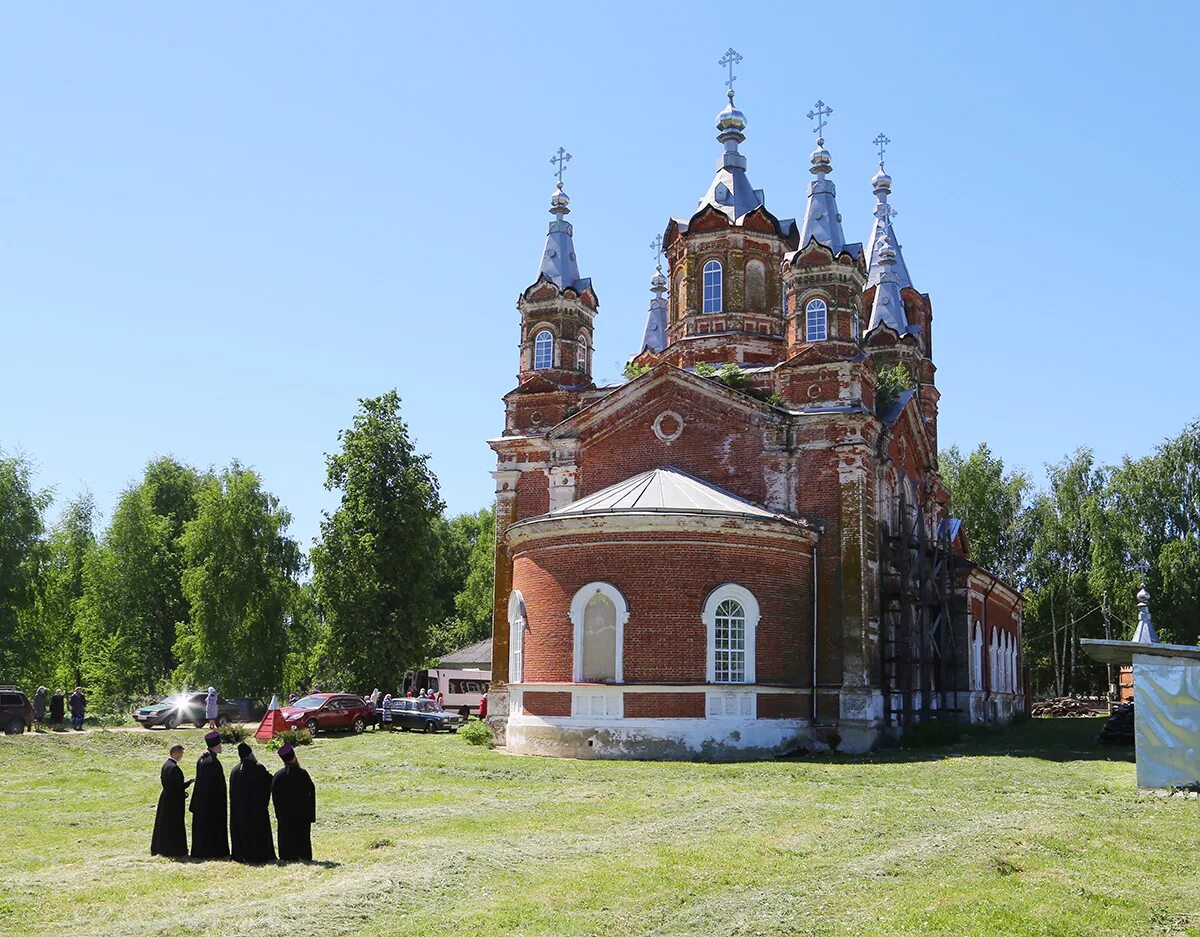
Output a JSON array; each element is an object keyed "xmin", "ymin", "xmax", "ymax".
[{"xmin": 879, "ymin": 488, "xmax": 962, "ymax": 729}]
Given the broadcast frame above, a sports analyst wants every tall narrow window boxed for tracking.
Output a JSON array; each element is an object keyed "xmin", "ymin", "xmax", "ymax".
[
  {"xmin": 507, "ymin": 591, "xmax": 526, "ymax": 684},
  {"xmin": 533, "ymin": 330, "xmax": 554, "ymax": 370},
  {"xmin": 703, "ymin": 260, "xmax": 723, "ymax": 313},
  {"xmin": 745, "ymin": 260, "xmax": 766, "ymax": 311},
  {"xmin": 713, "ymin": 599, "xmax": 746, "ymax": 683},
  {"xmin": 851, "ymin": 308, "xmax": 861, "ymax": 341},
  {"xmin": 571, "ymin": 582, "xmax": 628, "ymax": 684},
  {"xmin": 581, "ymin": 594, "xmax": 617, "ymax": 682},
  {"xmin": 704, "ymin": 584, "xmax": 758, "ymax": 684},
  {"xmin": 805, "ymin": 299, "xmax": 828, "ymax": 341}
]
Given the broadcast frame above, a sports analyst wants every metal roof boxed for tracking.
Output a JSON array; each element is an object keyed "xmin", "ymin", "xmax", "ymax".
[
  {"xmin": 548, "ymin": 467, "xmax": 779, "ymax": 520},
  {"xmin": 437, "ymin": 638, "xmax": 492, "ymax": 668}
]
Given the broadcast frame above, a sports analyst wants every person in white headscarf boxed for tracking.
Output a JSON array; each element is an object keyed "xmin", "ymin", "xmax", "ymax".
[{"xmin": 205, "ymin": 687, "xmax": 219, "ymax": 729}]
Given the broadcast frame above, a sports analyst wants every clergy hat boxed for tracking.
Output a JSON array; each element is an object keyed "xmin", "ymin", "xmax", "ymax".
[
  {"xmin": 277, "ymin": 742, "xmax": 295, "ymax": 761},
  {"xmin": 204, "ymin": 730, "xmax": 221, "ymax": 746},
  {"xmin": 237, "ymin": 742, "xmax": 253, "ymax": 759}
]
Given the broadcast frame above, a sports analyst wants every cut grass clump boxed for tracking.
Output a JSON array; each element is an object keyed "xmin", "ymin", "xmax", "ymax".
[{"xmin": 265, "ymin": 728, "xmax": 312, "ymax": 751}]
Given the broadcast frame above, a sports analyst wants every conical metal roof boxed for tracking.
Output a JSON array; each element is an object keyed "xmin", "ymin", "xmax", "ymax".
[{"xmin": 548, "ymin": 467, "xmax": 778, "ymax": 519}]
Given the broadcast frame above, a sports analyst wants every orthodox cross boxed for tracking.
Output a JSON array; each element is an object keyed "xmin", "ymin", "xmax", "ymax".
[
  {"xmin": 807, "ymin": 100, "xmax": 832, "ymax": 140},
  {"xmin": 719, "ymin": 47, "xmax": 743, "ymax": 93},
  {"xmin": 873, "ymin": 132, "xmax": 891, "ymax": 165},
  {"xmin": 650, "ymin": 233, "xmax": 663, "ymax": 265},
  {"xmin": 550, "ymin": 147, "xmax": 572, "ymax": 185},
  {"xmin": 874, "ymin": 202, "xmax": 897, "ymax": 223}
]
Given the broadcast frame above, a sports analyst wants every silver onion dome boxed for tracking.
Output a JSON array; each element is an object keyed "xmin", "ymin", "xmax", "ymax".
[
  {"xmin": 549, "ymin": 182, "xmax": 570, "ymax": 215},
  {"xmin": 716, "ymin": 91, "xmax": 746, "ymax": 134}
]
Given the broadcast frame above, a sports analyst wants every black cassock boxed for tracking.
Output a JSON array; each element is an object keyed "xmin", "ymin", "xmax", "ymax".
[
  {"xmin": 150, "ymin": 757, "xmax": 188, "ymax": 857},
  {"xmin": 189, "ymin": 750, "xmax": 229, "ymax": 858},
  {"xmin": 229, "ymin": 756, "xmax": 275, "ymax": 863},
  {"xmin": 271, "ymin": 763, "xmax": 316, "ymax": 861}
]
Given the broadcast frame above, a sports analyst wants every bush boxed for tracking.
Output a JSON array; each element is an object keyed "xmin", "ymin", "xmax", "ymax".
[
  {"xmin": 623, "ymin": 361, "xmax": 651, "ymax": 380},
  {"xmin": 219, "ymin": 723, "xmax": 249, "ymax": 744},
  {"xmin": 460, "ymin": 719, "xmax": 494, "ymax": 747},
  {"xmin": 266, "ymin": 728, "xmax": 312, "ymax": 751}
]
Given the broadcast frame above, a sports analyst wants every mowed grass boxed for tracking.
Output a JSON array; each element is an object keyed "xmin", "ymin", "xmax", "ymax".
[{"xmin": 0, "ymin": 718, "xmax": 1197, "ymax": 937}]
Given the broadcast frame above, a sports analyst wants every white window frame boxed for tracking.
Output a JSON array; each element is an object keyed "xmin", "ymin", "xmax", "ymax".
[
  {"xmin": 533, "ymin": 330, "xmax": 554, "ymax": 370},
  {"xmin": 703, "ymin": 584, "xmax": 759, "ymax": 684},
  {"xmin": 851, "ymin": 308, "xmax": 861, "ymax": 341},
  {"xmin": 702, "ymin": 260, "xmax": 723, "ymax": 313},
  {"xmin": 570, "ymin": 581, "xmax": 628, "ymax": 684},
  {"xmin": 806, "ymin": 298, "xmax": 828, "ymax": 342},
  {"xmin": 971, "ymin": 621, "xmax": 983, "ymax": 691},
  {"xmin": 507, "ymin": 590, "xmax": 526, "ymax": 684}
]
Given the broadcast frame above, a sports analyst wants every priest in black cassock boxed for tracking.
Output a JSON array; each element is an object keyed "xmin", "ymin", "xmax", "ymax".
[
  {"xmin": 189, "ymin": 730, "xmax": 229, "ymax": 859},
  {"xmin": 229, "ymin": 742, "xmax": 276, "ymax": 863},
  {"xmin": 271, "ymin": 743, "xmax": 316, "ymax": 861},
  {"xmin": 151, "ymin": 743, "xmax": 190, "ymax": 857}
]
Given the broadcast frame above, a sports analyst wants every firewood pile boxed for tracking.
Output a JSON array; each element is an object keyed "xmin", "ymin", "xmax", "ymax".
[
  {"xmin": 1096, "ymin": 702, "xmax": 1135, "ymax": 745},
  {"xmin": 1031, "ymin": 697, "xmax": 1097, "ymax": 717}
]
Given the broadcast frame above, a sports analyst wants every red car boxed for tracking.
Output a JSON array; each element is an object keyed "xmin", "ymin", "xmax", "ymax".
[{"xmin": 280, "ymin": 693, "xmax": 373, "ymax": 735}]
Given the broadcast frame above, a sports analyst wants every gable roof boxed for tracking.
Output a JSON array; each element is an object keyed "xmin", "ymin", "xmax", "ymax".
[
  {"xmin": 437, "ymin": 638, "xmax": 493, "ymax": 668},
  {"xmin": 549, "ymin": 467, "xmax": 780, "ymax": 521}
]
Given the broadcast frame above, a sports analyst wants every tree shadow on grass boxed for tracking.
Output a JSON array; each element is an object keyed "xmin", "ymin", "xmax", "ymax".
[{"xmin": 780, "ymin": 717, "xmax": 1136, "ymax": 766}]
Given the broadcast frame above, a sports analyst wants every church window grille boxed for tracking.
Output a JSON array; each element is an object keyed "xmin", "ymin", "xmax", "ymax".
[
  {"xmin": 533, "ymin": 330, "xmax": 554, "ymax": 370},
  {"xmin": 703, "ymin": 260, "xmax": 723, "ymax": 313},
  {"xmin": 704, "ymin": 584, "xmax": 759, "ymax": 685},
  {"xmin": 806, "ymin": 299, "xmax": 828, "ymax": 342}
]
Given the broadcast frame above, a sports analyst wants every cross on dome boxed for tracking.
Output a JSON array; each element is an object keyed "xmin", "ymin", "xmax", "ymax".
[
  {"xmin": 874, "ymin": 132, "xmax": 891, "ymax": 166},
  {"xmin": 718, "ymin": 47, "xmax": 743, "ymax": 95},
  {"xmin": 650, "ymin": 233, "xmax": 663, "ymax": 266},
  {"xmin": 550, "ymin": 147, "xmax": 572, "ymax": 186},
  {"xmin": 807, "ymin": 100, "xmax": 832, "ymax": 143}
]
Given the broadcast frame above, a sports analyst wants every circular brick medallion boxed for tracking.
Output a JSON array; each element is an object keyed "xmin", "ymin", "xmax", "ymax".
[{"xmin": 653, "ymin": 410, "xmax": 684, "ymax": 443}]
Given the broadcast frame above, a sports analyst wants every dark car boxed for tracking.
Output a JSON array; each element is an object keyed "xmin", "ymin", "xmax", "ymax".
[
  {"xmin": 279, "ymin": 693, "xmax": 374, "ymax": 735},
  {"xmin": 378, "ymin": 698, "xmax": 464, "ymax": 733},
  {"xmin": 134, "ymin": 692, "xmax": 242, "ymax": 729},
  {"xmin": 0, "ymin": 687, "xmax": 35, "ymax": 734}
]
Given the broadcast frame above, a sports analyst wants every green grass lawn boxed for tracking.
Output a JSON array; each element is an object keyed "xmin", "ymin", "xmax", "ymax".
[{"xmin": 0, "ymin": 718, "xmax": 1196, "ymax": 937}]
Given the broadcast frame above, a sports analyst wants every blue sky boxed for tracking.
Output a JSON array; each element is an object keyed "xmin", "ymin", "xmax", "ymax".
[{"xmin": 1, "ymin": 2, "xmax": 1195, "ymax": 548}]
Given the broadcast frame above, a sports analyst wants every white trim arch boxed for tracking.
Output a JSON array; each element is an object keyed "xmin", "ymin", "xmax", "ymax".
[
  {"xmin": 570, "ymin": 581, "xmax": 628, "ymax": 684},
  {"xmin": 533, "ymin": 329, "xmax": 555, "ymax": 370},
  {"xmin": 703, "ymin": 583, "xmax": 759, "ymax": 684},
  {"xmin": 507, "ymin": 590, "xmax": 527, "ymax": 684},
  {"xmin": 971, "ymin": 621, "xmax": 984, "ymax": 691},
  {"xmin": 702, "ymin": 259, "xmax": 723, "ymax": 313}
]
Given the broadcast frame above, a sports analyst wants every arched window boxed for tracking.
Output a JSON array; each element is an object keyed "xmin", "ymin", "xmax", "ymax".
[
  {"xmin": 971, "ymin": 622, "xmax": 983, "ymax": 691},
  {"xmin": 805, "ymin": 298, "xmax": 828, "ymax": 341},
  {"xmin": 745, "ymin": 260, "xmax": 766, "ymax": 311},
  {"xmin": 507, "ymin": 590, "xmax": 526, "ymax": 684},
  {"xmin": 578, "ymin": 332, "xmax": 591, "ymax": 374},
  {"xmin": 851, "ymin": 308, "xmax": 861, "ymax": 341},
  {"xmin": 702, "ymin": 260, "xmax": 723, "ymax": 313},
  {"xmin": 570, "ymin": 582, "xmax": 628, "ymax": 683},
  {"xmin": 533, "ymin": 330, "xmax": 554, "ymax": 370},
  {"xmin": 704, "ymin": 584, "xmax": 759, "ymax": 684}
]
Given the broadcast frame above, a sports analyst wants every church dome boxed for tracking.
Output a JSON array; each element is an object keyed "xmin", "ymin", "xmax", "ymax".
[{"xmin": 716, "ymin": 95, "xmax": 746, "ymax": 134}]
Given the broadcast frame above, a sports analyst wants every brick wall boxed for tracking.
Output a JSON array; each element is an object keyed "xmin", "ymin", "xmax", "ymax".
[
  {"xmin": 522, "ymin": 691, "xmax": 572, "ymax": 717},
  {"xmin": 623, "ymin": 692, "xmax": 705, "ymax": 718},
  {"xmin": 512, "ymin": 528, "xmax": 812, "ymax": 686},
  {"xmin": 757, "ymin": 692, "xmax": 809, "ymax": 719}
]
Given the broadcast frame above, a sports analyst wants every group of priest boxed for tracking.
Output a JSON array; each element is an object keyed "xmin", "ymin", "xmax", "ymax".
[{"xmin": 151, "ymin": 730, "xmax": 317, "ymax": 863}]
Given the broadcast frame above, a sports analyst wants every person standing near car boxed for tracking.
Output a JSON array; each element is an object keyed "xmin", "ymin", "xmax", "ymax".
[
  {"xmin": 190, "ymin": 730, "xmax": 229, "ymax": 859},
  {"xmin": 33, "ymin": 687, "xmax": 46, "ymax": 730},
  {"xmin": 229, "ymin": 742, "xmax": 275, "ymax": 864},
  {"xmin": 151, "ymin": 743, "xmax": 191, "ymax": 857},
  {"xmin": 381, "ymin": 693, "xmax": 393, "ymax": 731},
  {"xmin": 49, "ymin": 689, "xmax": 65, "ymax": 728},
  {"xmin": 205, "ymin": 686, "xmax": 219, "ymax": 729},
  {"xmin": 69, "ymin": 687, "xmax": 86, "ymax": 730},
  {"xmin": 271, "ymin": 743, "xmax": 316, "ymax": 861}
]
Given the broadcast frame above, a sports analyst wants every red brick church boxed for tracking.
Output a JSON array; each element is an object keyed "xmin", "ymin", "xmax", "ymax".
[{"xmin": 487, "ymin": 55, "xmax": 1024, "ymax": 758}]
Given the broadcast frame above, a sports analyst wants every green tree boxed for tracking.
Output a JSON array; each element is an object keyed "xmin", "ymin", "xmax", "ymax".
[
  {"xmin": 939, "ymin": 443, "xmax": 1033, "ymax": 586},
  {"xmin": 173, "ymin": 464, "xmax": 303, "ymax": 697},
  {"xmin": 0, "ymin": 453, "xmax": 51, "ymax": 684},
  {"xmin": 77, "ymin": 458, "xmax": 203, "ymax": 703},
  {"xmin": 39, "ymin": 493, "xmax": 97, "ymax": 688},
  {"xmin": 1023, "ymin": 449, "xmax": 1108, "ymax": 696},
  {"xmin": 429, "ymin": 507, "xmax": 495, "ymax": 657},
  {"xmin": 311, "ymin": 391, "xmax": 445, "ymax": 691}
]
